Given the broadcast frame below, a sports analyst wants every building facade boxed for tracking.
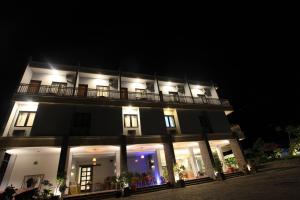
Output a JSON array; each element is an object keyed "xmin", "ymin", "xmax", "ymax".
[{"xmin": 0, "ymin": 61, "xmax": 247, "ymax": 195}]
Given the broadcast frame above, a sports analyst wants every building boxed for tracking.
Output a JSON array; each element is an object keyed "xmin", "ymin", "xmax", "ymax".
[{"xmin": 0, "ymin": 61, "xmax": 247, "ymax": 196}]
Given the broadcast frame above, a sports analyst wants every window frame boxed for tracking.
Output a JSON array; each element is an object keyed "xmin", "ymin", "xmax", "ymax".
[
  {"xmin": 164, "ymin": 115, "xmax": 176, "ymax": 128},
  {"xmin": 96, "ymin": 85, "xmax": 109, "ymax": 97},
  {"xmin": 124, "ymin": 114, "xmax": 139, "ymax": 128},
  {"xmin": 14, "ymin": 111, "xmax": 36, "ymax": 127}
]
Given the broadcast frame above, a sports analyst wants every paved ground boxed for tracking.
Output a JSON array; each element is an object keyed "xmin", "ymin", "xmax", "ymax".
[{"xmin": 115, "ymin": 163, "xmax": 300, "ymax": 200}]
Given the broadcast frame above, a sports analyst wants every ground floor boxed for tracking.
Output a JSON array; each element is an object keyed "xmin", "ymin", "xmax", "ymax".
[
  {"xmin": 0, "ymin": 137, "xmax": 248, "ymax": 197},
  {"xmin": 105, "ymin": 159, "xmax": 300, "ymax": 200}
]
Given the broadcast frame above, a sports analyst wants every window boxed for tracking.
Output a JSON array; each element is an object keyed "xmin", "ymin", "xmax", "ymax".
[
  {"xmin": 135, "ymin": 88, "xmax": 146, "ymax": 99},
  {"xmin": 165, "ymin": 115, "xmax": 176, "ymax": 128},
  {"xmin": 51, "ymin": 82, "xmax": 67, "ymax": 95},
  {"xmin": 96, "ymin": 85, "xmax": 109, "ymax": 97},
  {"xmin": 15, "ymin": 112, "xmax": 36, "ymax": 127},
  {"xmin": 124, "ymin": 114, "xmax": 138, "ymax": 128}
]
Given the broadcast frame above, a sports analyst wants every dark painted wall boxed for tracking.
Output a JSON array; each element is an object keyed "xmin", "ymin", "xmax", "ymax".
[
  {"xmin": 31, "ymin": 104, "xmax": 123, "ymax": 136},
  {"xmin": 206, "ymin": 111, "xmax": 231, "ymax": 133},
  {"xmin": 177, "ymin": 110, "xmax": 203, "ymax": 134},
  {"xmin": 31, "ymin": 103, "xmax": 73, "ymax": 136},
  {"xmin": 177, "ymin": 110, "xmax": 231, "ymax": 134},
  {"xmin": 139, "ymin": 108, "xmax": 167, "ymax": 135}
]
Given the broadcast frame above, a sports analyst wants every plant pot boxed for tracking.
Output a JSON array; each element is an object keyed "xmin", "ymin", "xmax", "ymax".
[
  {"xmin": 123, "ymin": 187, "xmax": 131, "ymax": 197},
  {"xmin": 176, "ymin": 179, "xmax": 186, "ymax": 187},
  {"xmin": 115, "ymin": 190, "xmax": 122, "ymax": 198}
]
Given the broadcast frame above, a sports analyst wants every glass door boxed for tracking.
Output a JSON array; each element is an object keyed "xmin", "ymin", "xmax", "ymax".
[{"xmin": 80, "ymin": 166, "xmax": 93, "ymax": 192}]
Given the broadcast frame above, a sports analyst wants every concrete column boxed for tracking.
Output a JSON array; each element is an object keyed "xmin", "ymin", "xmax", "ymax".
[
  {"xmin": 230, "ymin": 139, "xmax": 247, "ymax": 172},
  {"xmin": 116, "ymin": 151, "xmax": 121, "ymax": 176},
  {"xmin": 188, "ymin": 148, "xmax": 198, "ymax": 177},
  {"xmin": 156, "ymin": 150, "xmax": 163, "ymax": 177},
  {"xmin": 65, "ymin": 150, "xmax": 73, "ymax": 195},
  {"xmin": 198, "ymin": 141, "xmax": 215, "ymax": 179},
  {"xmin": 163, "ymin": 135, "xmax": 176, "ymax": 185},
  {"xmin": 0, "ymin": 149, "xmax": 5, "ymax": 166},
  {"xmin": 120, "ymin": 135, "xmax": 128, "ymax": 173},
  {"xmin": 57, "ymin": 136, "xmax": 70, "ymax": 178},
  {"xmin": 216, "ymin": 145, "xmax": 226, "ymax": 172}
]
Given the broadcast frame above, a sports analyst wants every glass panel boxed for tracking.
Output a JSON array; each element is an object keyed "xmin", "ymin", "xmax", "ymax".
[
  {"xmin": 16, "ymin": 112, "xmax": 28, "ymax": 126},
  {"xmin": 87, "ymin": 176, "xmax": 91, "ymax": 180},
  {"xmin": 81, "ymin": 181, "xmax": 86, "ymax": 185},
  {"xmin": 81, "ymin": 186, "xmax": 85, "ymax": 190},
  {"xmin": 87, "ymin": 172, "xmax": 91, "ymax": 176},
  {"xmin": 87, "ymin": 167, "xmax": 91, "ymax": 171},
  {"xmin": 82, "ymin": 168, "xmax": 86, "ymax": 172},
  {"xmin": 124, "ymin": 115, "xmax": 131, "ymax": 128},
  {"xmin": 131, "ymin": 115, "xmax": 138, "ymax": 127},
  {"xmin": 26, "ymin": 113, "xmax": 36, "ymax": 126},
  {"xmin": 81, "ymin": 177, "xmax": 86, "ymax": 181},
  {"xmin": 82, "ymin": 172, "xmax": 86, "ymax": 176},
  {"xmin": 165, "ymin": 116, "xmax": 170, "ymax": 127},
  {"xmin": 169, "ymin": 116, "xmax": 175, "ymax": 128}
]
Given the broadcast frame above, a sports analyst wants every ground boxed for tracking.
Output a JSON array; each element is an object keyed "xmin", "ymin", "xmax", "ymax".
[{"xmin": 116, "ymin": 161, "xmax": 300, "ymax": 200}]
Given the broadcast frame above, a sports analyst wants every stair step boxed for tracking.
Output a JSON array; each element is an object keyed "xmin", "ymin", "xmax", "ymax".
[
  {"xmin": 184, "ymin": 178, "xmax": 214, "ymax": 186},
  {"xmin": 224, "ymin": 172, "xmax": 245, "ymax": 179}
]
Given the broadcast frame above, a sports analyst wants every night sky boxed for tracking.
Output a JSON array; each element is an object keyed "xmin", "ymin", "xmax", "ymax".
[{"xmin": 1, "ymin": 7, "xmax": 298, "ymax": 149}]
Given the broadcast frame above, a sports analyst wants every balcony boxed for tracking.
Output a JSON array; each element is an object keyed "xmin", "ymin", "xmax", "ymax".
[{"xmin": 15, "ymin": 83, "xmax": 231, "ymax": 107}]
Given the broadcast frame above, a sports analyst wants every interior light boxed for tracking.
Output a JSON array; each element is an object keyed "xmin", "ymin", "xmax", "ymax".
[
  {"xmin": 151, "ymin": 165, "xmax": 155, "ymax": 169},
  {"xmin": 135, "ymin": 159, "xmax": 138, "ymax": 163},
  {"xmin": 141, "ymin": 155, "xmax": 145, "ymax": 159}
]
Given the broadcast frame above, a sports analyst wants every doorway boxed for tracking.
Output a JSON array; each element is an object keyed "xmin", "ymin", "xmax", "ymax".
[
  {"xmin": 78, "ymin": 84, "xmax": 88, "ymax": 97},
  {"xmin": 27, "ymin": 80, "xmax": 41, "ymax": 94},
  {"xmin": 120, "ymin": 87, "xmax": 128, "ymax": 100}
]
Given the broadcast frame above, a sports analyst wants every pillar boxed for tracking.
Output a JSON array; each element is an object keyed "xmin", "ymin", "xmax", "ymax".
[
  {"xmin": 216, "ymin": 145, "xmax": 226, "ymax": 172},
  {"xmin": 188, "ymin": 148, "xmax": 198, "ymax": 177},
  {"xmin": 198, "ymin": 141, "xmax": 215, "ymax": 179},
  {"xmin": 57, "ymin": 136, "xmax": 70, "ymax": 179},
  {"xmin": 0, "ymin": 149, "xmax": 5, "ymax": 166},
  {"xmin": 230, "ymin": 139, "xmax": 247, "ymax": 172},
  {"xmin": 120, "ymin": 135, "xmax": 128, "ymax": 173},
  {"xmin": 163, "ymin": 135, "xmax": 176, "ymax": 185}
]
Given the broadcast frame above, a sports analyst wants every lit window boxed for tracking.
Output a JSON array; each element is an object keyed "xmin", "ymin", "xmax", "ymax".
[
  {"xmin": 96, "ymin": 85, "xmax": 109, "ymax": 97},
  {"xmin": 165, "ymin": 115, "xmax": 176, "ymax": 128},
  {"xmin": 15, "ymin": 112, "xmax": 36, "ymax": 127},
  {"xmin": 124, "ymin": 114, "xmax": 139, "ymax": 128}
]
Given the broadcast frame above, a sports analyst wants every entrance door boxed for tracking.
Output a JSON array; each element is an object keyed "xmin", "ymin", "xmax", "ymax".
[
  {"xmin": 120, "ymin": 87, "xmax": 128, "ymax": 100},
  {"xmin": 80, "ymin": 166, "xmax": 93, "ymax": 192},
  {"xmin": 27, "ymin": 80, "xmax": 41, "ymax": 94},
  {"xmin": 78, "ymin": 84, "xmax": 88, "ymax": 97}
]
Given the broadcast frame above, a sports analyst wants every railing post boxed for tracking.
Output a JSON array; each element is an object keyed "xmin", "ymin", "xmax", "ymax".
[
  {"xmin": 154, "ymin": 73, "xmax": 163, "ymax": 102},
  {"xmin": 185, "ymin": 77, "xmax": 195, "ymax": 104},
  {"xmin": 72, "ymin": 67, "xmax": 79, "ymax": 96},
  {"xmin": 119, "ymin": 70, "xmax": 122, "ymax": 100}
]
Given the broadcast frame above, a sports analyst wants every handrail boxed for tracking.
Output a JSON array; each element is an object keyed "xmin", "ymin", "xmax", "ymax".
[{"xmin": 16, "ymin": 84, "xmax": 231, "ymax": 107}]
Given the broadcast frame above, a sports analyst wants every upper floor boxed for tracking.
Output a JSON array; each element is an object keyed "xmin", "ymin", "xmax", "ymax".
[{"xmin": 14, "ymin": 61, "xmax": 233, "ymax": 113}]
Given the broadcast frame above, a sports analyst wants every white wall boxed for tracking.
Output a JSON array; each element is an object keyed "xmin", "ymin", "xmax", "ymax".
[
  {"xmin": 191, "ymin": 87, "xmax": 219, "ymax": 99},
  {"xmin": 31, "ymin": 73, "xmax": 72, "ymax": 86},
  {"xmin": 121, "ymin": 81, "xmax": 146, "ymax": 92},
  {"xmin": 79, "ymin": 77, "xmax": 109, "ymax": 89},
  {"xmin": 5, "ymin": 150, "xmax": 60, "ymax": 189},
  {"xmin": 160, "ymin": 85, "xmax": 178, "ymax": 95},
  {"xmin": 122, "ymin": 107, "xmax": 142, "ymax": 136},
  {"xmin": 20, "ymin": 67, "xmax": 33, "ymax": 84}
]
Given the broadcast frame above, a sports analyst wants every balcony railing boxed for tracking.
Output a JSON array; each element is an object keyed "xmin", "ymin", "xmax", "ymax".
[{"xmin": 16, "ymin": 84, "xmax": 231, "ymax": 107}]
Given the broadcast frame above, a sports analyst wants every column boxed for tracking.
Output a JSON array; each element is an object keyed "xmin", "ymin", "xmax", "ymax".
[
  {"xmin": 57, "ymin": 136, "xmax": 70, "ymax": 179},
  {"xmin": 198, "ymin": 141, "xmax": 215, "ymax": 179},
  {"xmin": 120, "ymin": 135, "xmax": 128, "ymax": 173},
  {"xmin": 0, "ymin": 149, "xmax": 5, "ymax": 166},
  {"xmin": 188, "ymin": 148, "xmax": 198, "ymax": 177},
  {"xmin": 65, "ymin": 150, "xmax": 73, "ymax": 195},
  {"xmin": 229, "ymin": 139, "xmax": 248, "ymax": 172},
  {"xmin": 216, "ymin": 145, "xmax": 226, "ymax": 172},
  {"xmin": 163, "ymin": 135, "xmax": 176, "ymax": 185}
]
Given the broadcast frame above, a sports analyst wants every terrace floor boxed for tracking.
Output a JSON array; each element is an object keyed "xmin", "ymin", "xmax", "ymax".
[{"xmin": 114, "ymin": 159, "xmax": 300, "ymax": 200}]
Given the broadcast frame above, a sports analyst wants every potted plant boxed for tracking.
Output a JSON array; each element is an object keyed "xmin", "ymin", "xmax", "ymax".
[
  {"xmin": 225, "ymin": 157, "xmax": 237, "ymax": 173},
  {"xmin": 174, "ymin": 164, "xmax": 186, "ymax": 187},
  {"xmin": 56, "ymin": 172, "xmax": 67, "ymax": 199},
  {"xmin": 112, "ymin": 172, "xmax": 132, "ymax": 197}
]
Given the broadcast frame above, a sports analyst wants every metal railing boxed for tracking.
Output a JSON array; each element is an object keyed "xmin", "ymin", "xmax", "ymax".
[{"xmin": 16, "ymin": 84, "xmax": 231, "ymax": 107}]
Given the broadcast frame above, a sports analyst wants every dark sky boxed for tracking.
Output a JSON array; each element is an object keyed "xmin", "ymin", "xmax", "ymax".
[{"xmin": 1, "ymin": 6, "xmax": 298, "ymax": 148}]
